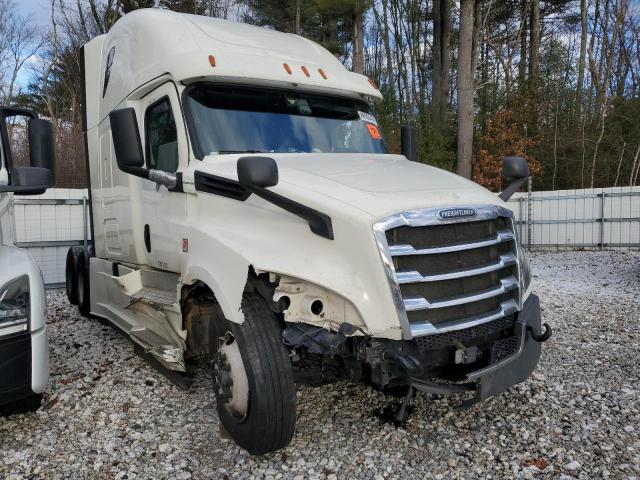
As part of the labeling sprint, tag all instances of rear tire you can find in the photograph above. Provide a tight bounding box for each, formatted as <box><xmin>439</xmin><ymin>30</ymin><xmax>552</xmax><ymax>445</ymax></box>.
<box><xmin>209</xmin><ymin>293</ymin><xmax>296</xmax><ymax>455</ymax></box>
<box><xmin>76</xmin><ymin>249</ymin><xmax>91</xmax><ymax>318</ymax></box>
<box><xmin>65</xmin><ymin>246</ymin><xmax>82</xmax><ymax>305</ymax></box>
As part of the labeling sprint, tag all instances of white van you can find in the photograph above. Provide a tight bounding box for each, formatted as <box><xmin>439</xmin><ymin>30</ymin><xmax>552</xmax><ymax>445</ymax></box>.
<box><xmin>0</xmin><ymin>107</ymin><xmax>55</xmax><ymax>413</ymax></box>
<box><xmin>68</xmin><ymin>10</ymin><xmax>551</xmax><ymax>454</ymax></box>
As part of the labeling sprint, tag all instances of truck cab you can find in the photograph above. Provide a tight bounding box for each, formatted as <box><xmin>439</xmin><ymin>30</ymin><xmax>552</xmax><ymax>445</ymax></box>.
<box><xmin>0</xmin><ymin>107</ymin><xmax>55</xmax><ymax>413</ymax></box>
<box><xmin>69</xmin><ymin>9</ymin><xmax>549</xmax><ymax>454</ymax></box>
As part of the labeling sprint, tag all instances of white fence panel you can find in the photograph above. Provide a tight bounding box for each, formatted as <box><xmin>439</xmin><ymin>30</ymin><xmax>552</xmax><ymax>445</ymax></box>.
<box><xmin>10</xmin><ymin>186</ymin><xmax>640</xmax><ymax>286</ymax></box>
<box><xmin>14</xmin><ymin>188</ymin><xmax>88</xmax><ymax>285</ymax></box>
<box><xmin>508</xmin><ymin>186</ymin><xmax>640</xmax><ymax>250</ymax></box>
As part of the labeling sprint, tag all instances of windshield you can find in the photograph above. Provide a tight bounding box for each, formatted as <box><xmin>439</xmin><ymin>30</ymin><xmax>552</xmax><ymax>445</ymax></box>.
<box><xmin>184</xmin><ymin>84</ymin><xmax>387</xmax><ymax>157</ymax></box>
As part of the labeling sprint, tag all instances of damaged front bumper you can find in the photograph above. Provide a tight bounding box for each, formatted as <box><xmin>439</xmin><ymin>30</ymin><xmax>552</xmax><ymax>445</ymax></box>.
<box><xmin>282</xmin><ymin>294</ymin><xmax>550</xmax><ymax>404</ymax></box>
<box><xmin>410</xmin><ymin>294</ymin><xmax>549</xmax><ymax>403</ymax></box>
<box><xmin>464</xmin><ymin>294</ymin><xmax>548</xmax><ymax>402</ymax></box>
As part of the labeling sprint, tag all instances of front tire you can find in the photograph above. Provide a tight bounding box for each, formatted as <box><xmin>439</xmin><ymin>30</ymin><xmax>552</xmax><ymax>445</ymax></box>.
<box><xmin>209</xmin><ymin>293</ymin><xmax>296</xmax><ymax>455</ymax></box>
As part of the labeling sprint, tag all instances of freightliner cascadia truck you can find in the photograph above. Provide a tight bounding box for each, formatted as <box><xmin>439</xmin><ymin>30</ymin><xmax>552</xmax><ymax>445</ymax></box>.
<box><xmin>1</xmin><ymin>107</ymin><xmax>55</xmax><ymax>414</ymax></box>
<box><xmin>67</xmin><ymin>9</ymin><xmax>551</xmax><ymax>454</ymax></box>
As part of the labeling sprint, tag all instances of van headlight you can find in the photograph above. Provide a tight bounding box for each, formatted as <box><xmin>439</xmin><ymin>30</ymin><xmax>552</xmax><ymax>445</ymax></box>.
<box><xmin>518</xmin><ymin>248</ymin><xmax>532</xmax><ymax>298</ymax></box>
<box><xmin>0</xmin><ymin>275</ymin><xmax>30</xmax><ymax>337</ymax></box>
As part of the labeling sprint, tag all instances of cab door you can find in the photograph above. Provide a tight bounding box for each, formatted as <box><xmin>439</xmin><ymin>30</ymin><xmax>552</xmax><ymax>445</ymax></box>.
<box><xmin>139</xmin><ymin>82</ymin><xmax>188</xmax><ymax>272</ymax></box>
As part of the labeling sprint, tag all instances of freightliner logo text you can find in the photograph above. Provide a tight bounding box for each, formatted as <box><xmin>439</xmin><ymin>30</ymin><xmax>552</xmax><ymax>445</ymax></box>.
<box><xmin>438</xmin><ymin>208</ymin><xmax>477</xmax><ymax>219</ymax></box>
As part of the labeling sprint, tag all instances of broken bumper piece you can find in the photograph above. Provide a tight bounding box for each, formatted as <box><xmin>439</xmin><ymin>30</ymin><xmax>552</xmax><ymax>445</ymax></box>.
<box><xmin>411</xmin><ymin>294</ymin><xmax>548</xmax><ymax>403</ymax></box>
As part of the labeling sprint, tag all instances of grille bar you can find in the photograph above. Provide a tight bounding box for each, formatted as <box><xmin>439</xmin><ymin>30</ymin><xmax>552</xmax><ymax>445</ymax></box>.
<box><xmin>403</xmin><ymin>276</ymin><xmax>518</xmax><ymax>311</ymax></box>
<box><xmin>410</xmin><ymin>299</ymin><xmax>518</xmax><ymax>336</ymax></box>
<box><xmin>374</xmin><ymin>205</ymin><xmax>521</xmax><ymax>340</ymax></box>
<box><xmin>389</xmin><ymin>230</ymin><xmax>514</xmax><ymax>256</ymax></box>
<box><xmin>397</xmin><ymin>252</ymin><xmax>517</xmax><ymax>284</ymax></box>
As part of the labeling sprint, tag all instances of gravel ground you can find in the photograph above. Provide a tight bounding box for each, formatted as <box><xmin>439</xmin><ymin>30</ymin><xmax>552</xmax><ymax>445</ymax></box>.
<box><xmin>1</xmin><ymin>251</ymin><xmax>639</xmax><ymax>480</ymax></box>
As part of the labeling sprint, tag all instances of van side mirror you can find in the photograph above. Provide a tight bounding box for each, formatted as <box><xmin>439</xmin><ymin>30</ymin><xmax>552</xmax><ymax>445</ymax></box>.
<box><xmin>3</xmin><ymin>167</ymin><xmax>51</xmax><ymax>195</ymax></box>
<box><xmin>499</xmin><ymin>156</ymin><xmax>529</xmax><ymax>201</ymax></box>
<box><xmin>0</xmin><ymin>107</ymin><xmax>54</xmax><ymax>195</ymax></box>
<box><xmin>400</xmin><ymin>124</ymin><xmax>417</xmax><ymax>162</ymax></box>
<box><xmin>28</xmin><ymin>118</ymin><xmax>56</xmax><ymax>183</ymax></box>
<box><xmin>237</xmin><ymin>156</ymin><xmax>279</xmax><ymax>188</ymax></box>
<box><xmin>109</xmin><ymin>107</ymin><xmax>147</xmax><ymax>178</ymax></box>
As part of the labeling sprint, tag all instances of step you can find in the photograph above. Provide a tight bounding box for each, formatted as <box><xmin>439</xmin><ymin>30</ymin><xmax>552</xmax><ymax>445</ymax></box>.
<box><xmin>131</xmin><ymin>286</ymin><xmax>177</xmax><ymax>306</ymax></box>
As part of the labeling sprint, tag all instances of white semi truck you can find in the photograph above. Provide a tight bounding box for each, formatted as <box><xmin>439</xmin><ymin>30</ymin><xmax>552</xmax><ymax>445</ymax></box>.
<box><xmin>68</xmin><ymin>9</ymin><xmax>551</xmax><ymax>454</ymax></box>
<box><xmin>0</xmin><ymin>107</ymin><xmax>55</xmax><ymax>414</ymax></box>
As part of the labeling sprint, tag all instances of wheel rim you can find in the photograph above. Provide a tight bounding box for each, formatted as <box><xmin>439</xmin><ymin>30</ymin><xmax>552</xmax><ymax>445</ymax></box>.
<box><xmin>214</xmin><ymin>332</ymin><xmax>250</xmax><ymax>421</ymax></box>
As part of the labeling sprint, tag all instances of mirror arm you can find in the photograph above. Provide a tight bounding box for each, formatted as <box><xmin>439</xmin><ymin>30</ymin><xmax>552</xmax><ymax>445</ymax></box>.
<box><xmin>120</xmin><ymin>165</ymin><xmax>149</xmax><ymax>179</ymax></box>
<box><xmin>245</xmin><ymin>185</ymin><xmax>334</xmax><ymax>240</ymax></box>
<box><xmin>499</xmin><ymin>177</ymin><xmax>528</xmax><ymax>201</ymax></box>
<box><xmin>149</xmin><ymin>169</ymin><xmax>178</xmax><ymax>189</ymax></box>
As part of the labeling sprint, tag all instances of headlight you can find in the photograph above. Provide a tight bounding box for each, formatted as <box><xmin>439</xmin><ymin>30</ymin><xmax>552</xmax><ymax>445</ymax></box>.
<box><xmin>518</xmin><ymin>247</ymin><xmax>532</xmax><ymax>296</ymax></box>
<box><xmin>0</xmin><ymin>275</ymin><xmax>30</xmax><ymax>337</ymax></box>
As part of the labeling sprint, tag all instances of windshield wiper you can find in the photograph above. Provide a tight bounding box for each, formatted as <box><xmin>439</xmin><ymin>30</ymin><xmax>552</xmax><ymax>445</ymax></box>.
<box><xmin>215</xmin><ymin>149</ymin><xmax>269</xmax><ymax>154</ymax></box>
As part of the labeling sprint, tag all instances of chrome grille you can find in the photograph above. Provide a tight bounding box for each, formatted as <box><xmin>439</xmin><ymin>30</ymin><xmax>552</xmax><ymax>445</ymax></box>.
<box><xmin>374</xmin><ymin>205</ymin><xmax>521</xmax><ymax>339</ymax></box>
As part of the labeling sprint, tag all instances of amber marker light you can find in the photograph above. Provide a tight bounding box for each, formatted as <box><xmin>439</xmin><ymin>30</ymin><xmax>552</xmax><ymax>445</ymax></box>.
<box><xmin>283</xmin><ymin>63</ymin><xmax>293</xmax><ymax>74</ymax></box>
<box><xmin>208</xmin><ymin>55</ymin><xmax>216</xmax><ymax>67</ymax></box>
<box><xmin>301</xmin><ymin>65</ymin><xmax>310</xmax><ymax>77</ymax></box>
<box><xmin>318</xmin><ymin>68</ymin><xmax>328</xmax><ymax>79</ymax></box>
<box><xmin>368</xmin><ymin>78</ymin><xmax>378</xmax><ymax>89</ymax></box>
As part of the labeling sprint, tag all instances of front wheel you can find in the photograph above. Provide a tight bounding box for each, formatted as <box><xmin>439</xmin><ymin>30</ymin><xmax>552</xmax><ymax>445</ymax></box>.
<box><xmin>209</xmin><ymin>294</ymin><xmax>296</xmax><ymax>455</ymax></box>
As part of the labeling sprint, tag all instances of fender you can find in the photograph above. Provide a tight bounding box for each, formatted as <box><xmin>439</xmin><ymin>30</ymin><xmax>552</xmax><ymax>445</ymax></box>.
<box><xmin>178</xmin><ymin>194</ymin><xmax>403</xmax><ymax>339</ymax></box>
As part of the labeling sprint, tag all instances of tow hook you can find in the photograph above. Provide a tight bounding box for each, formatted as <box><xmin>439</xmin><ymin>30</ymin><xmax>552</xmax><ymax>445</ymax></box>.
<box><xmin>528</xmin><ymin>323</ymin><xmax>552</xmax><ymax>342</ymax></box>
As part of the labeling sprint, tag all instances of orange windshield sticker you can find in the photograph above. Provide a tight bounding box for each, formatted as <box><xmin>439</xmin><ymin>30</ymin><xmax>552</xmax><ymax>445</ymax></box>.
<box><xmin>367</xmin><ymin>123</ymin><xmax>381</xmax><ymax>140</ymax></box>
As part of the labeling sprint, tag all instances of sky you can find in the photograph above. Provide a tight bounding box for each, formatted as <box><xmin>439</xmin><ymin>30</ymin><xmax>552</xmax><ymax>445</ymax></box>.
<box><xmin>13</xmin><ymin>0</ymin><xmax>52</xmax><ymax>89</ymax></box>
<box><xmin>15</xmin><ymin>0</ymin><xmax>52</xmax><ymax>27</ymax></box>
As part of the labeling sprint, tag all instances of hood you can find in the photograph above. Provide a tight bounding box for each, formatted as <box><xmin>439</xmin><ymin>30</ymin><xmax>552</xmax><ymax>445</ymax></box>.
<box><xmin>195</xmin><ymin>153</ymin><xmax>508</xmax><ymax>221</ymax></box>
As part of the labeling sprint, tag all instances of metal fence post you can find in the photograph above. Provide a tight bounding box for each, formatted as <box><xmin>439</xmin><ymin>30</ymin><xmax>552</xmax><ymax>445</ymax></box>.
<box><xmin>518</xmin><ymin>197</ymin><xmax>525</xmax><ymax>242</ymax></box>
<box><xmin>526</xmin><ymin>176</ymin><xmax>533</xmax><ymax>250</ymax></box>
<box><xmin>82</xmin><ymin>196</ymin><xmax>88</xmax><ymax>251</ymax></box>
<box><xmin>599</xmin><ymin>192</ymin><xmax>605</xmax><ymax>250</ymax></box>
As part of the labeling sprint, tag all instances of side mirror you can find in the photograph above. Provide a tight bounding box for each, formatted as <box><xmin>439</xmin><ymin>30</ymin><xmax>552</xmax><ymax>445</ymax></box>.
<box><xmin>237</xmin><ymin>156</ymin><xmax>279</xmax><ymax>188</ymax></box>
<box><xmin>28</xmin><ymin>118</ymin><xmax>56</xmax><ymax>183</ymax></box>
<box><xmin>400</xmin><ymin>124</ymin><xmax>417</xmax><ymax>162</ymax></box>
<box><xmin>0</xmin><ymin>109</ymin><xmax>54</xmax><ymax>195</ymax></box>
<box><xmin>499</xmin><ymin>156</ymin><xmax>529</xmax><ymax>201</ymax></box>
<box><xmin>109</xmin><ymin>107</ymin><xmax>147</xmax><ymax>178</ymax></box>
<box><xmin>0</xmin><ymin>166</ymin><xmax>52</xmax><ymax>195</ymax></box>
<box><xmin>235</xmin><ymin>156</ymin><xmax>333</xmax><ymax>239</ymax></box>
<box><xmin>109</xmin><ymin>107</ymin><xmax>179</xmax><ymax>190</ymax></box>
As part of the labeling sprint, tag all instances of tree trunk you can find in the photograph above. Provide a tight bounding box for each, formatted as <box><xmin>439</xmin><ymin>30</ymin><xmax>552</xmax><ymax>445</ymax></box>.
<box><xmin>352</xmin><ymin>7</ymin><xmax>365</xmax><ymax>74</ymax></box>
<box><xmin>380</xmin><ymin>0</ymin><xmax>395</xmax><ymax>96</ymax></box>
<box><xmin>575</xmin><ymin>0</ymin><xmax>587</xmax><ymax>114</ymax></box>
<box><xmin>295</xmin><ymin>0</ymin><xmax>300</xmax><ymax>35</ymax></box>
<box><xmin>614</xmin><ymin>142</ymin><xmax>626</xmax><ymax>187</ymax></box>
<box><xmin>457</xmin><ymin>0</ymin><xmax>476</xmax><ymax>179</ymax></box>
<box><xmin>432</xmin><ymin>0</ymin><xmax>451</xmax><ymax>127</ymax></box>
<box><xmin>631</xmin><ymin>143</ymin><xmax>640</xmax><ymax>186</ymax></box>
<box><xmin>518</xmin><ymin>0</ymin><xmax>528</xmax><ymax>89</ymax></box>
<box><xmin>528</xmin><ymin>0</ymin><xmax>540</xmax><ymax>84</ymax></box>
